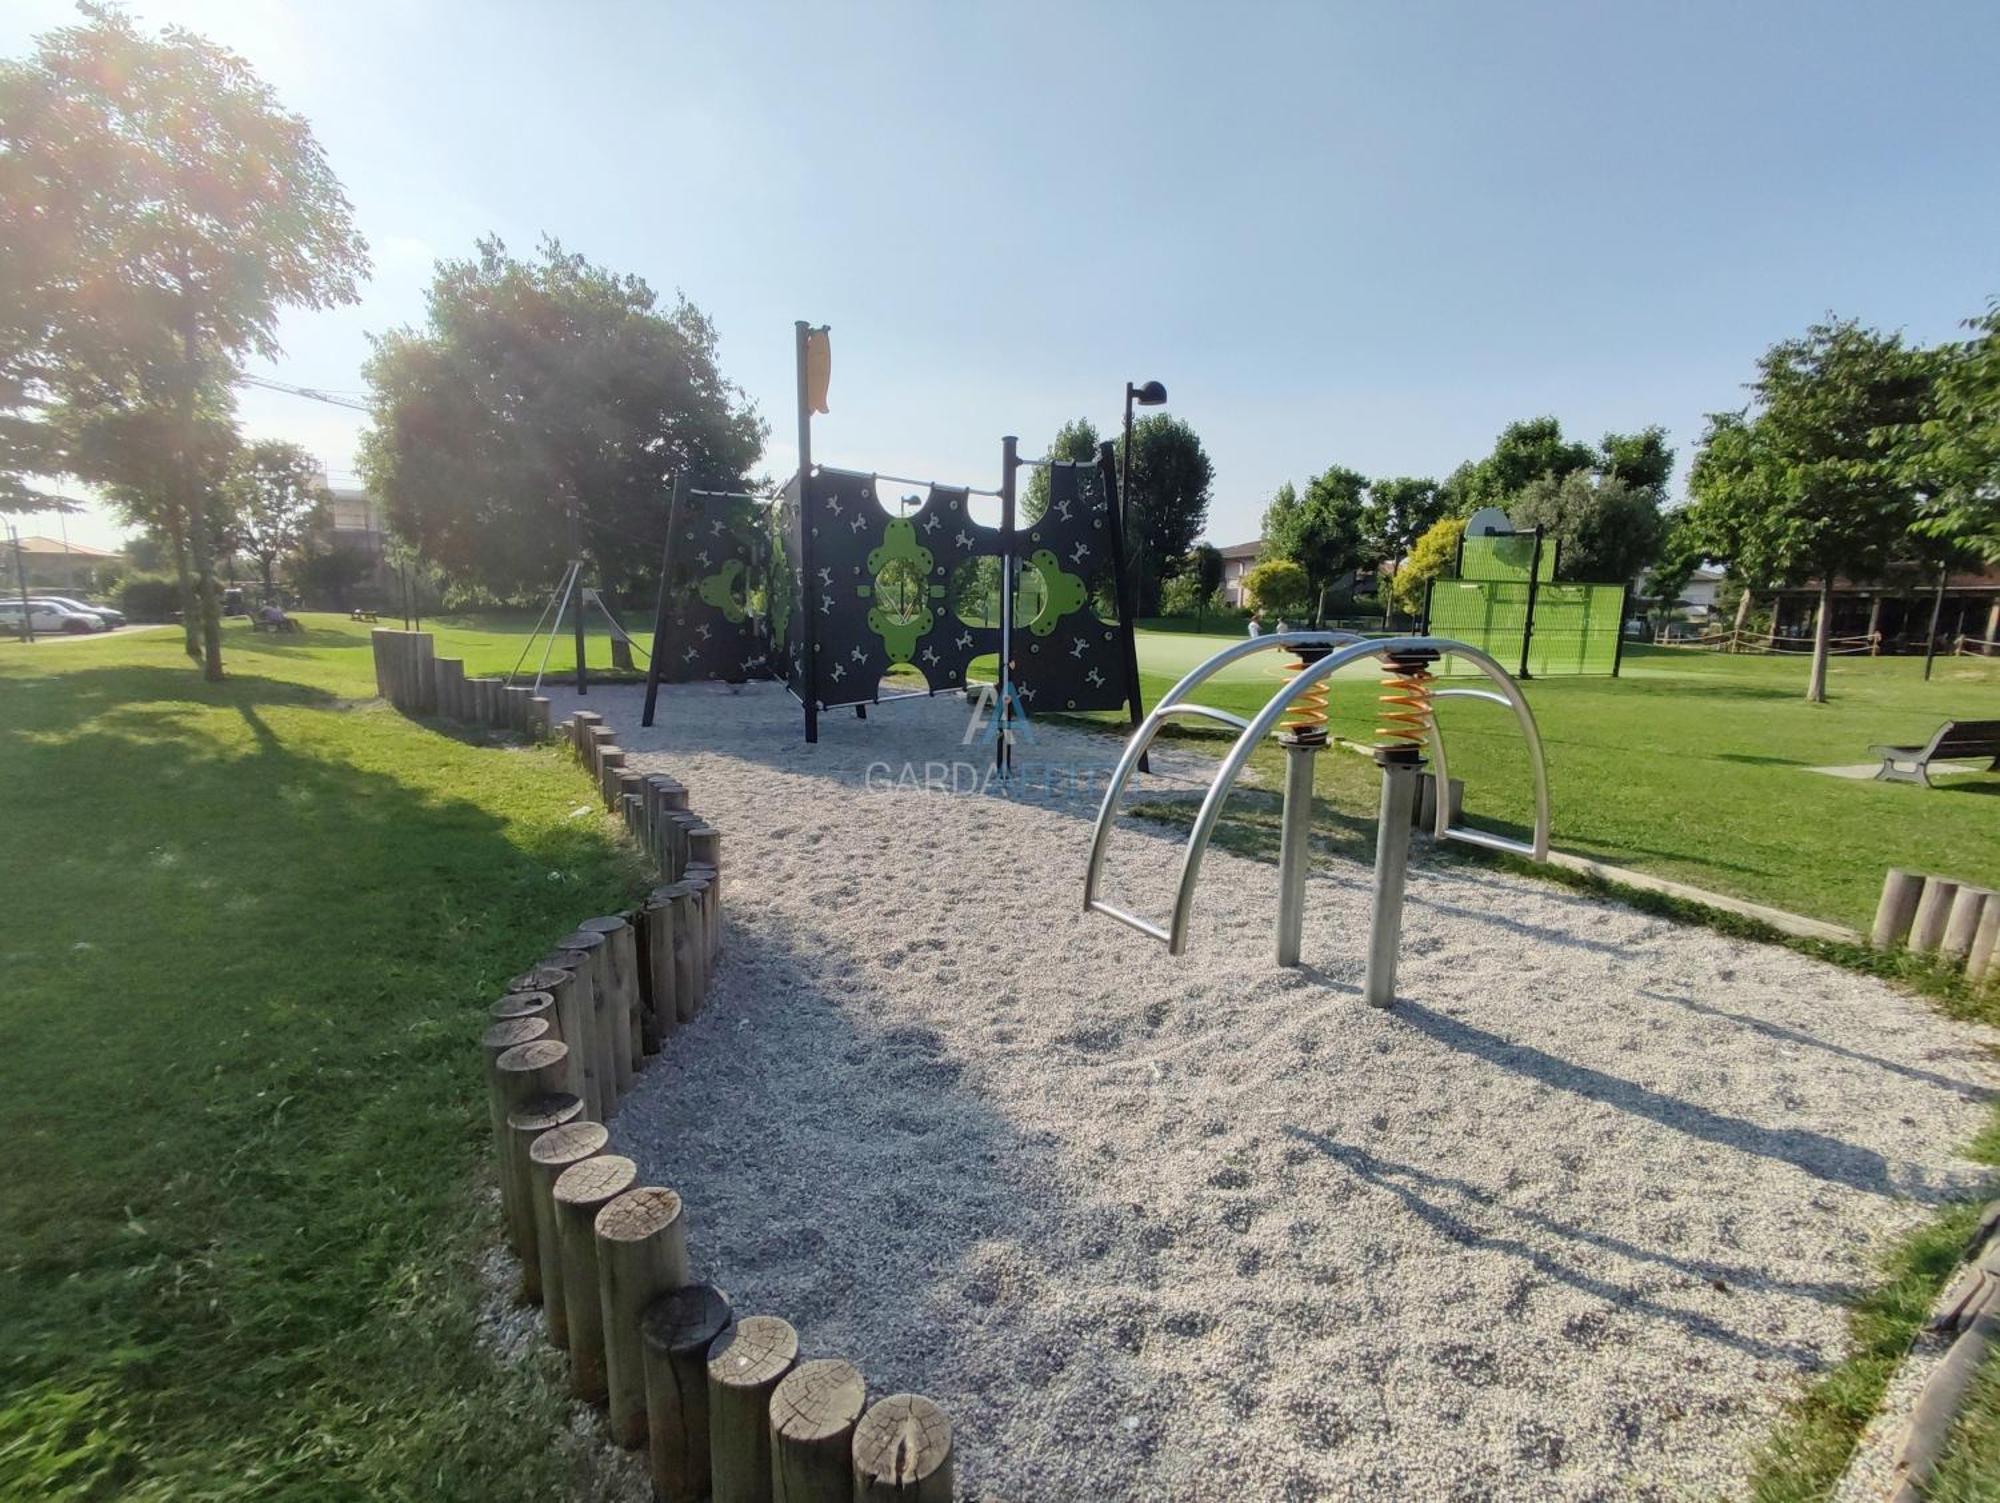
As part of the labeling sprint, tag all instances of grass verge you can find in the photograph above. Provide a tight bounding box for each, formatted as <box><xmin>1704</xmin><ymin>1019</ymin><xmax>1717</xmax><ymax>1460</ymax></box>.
<box><xmin>0</xmin><ymin>627</ymin><xmax>649</xmax><ymax>1499</ymax></box>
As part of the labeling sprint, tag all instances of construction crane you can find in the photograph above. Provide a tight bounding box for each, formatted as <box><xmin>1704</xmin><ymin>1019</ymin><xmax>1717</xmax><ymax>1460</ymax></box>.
<box><xmin>237</xmin><ymin>373</ymin><xmax>370</xmax><ymax>412</ymax></box>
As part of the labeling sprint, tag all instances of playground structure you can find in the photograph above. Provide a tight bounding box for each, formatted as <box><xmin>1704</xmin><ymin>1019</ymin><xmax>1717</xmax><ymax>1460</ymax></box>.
<box><xmin>1085</xmin><ymin>630</ymin><xmax>1550</xmax><ymax>1005</ymax></box>
<box><xmin>1424</xmin><ymin>513</ymin><xmax>1629</xmax><ymax>678</ymax></box>
<box><xmin>640</xmin><ymin>323</ymin><xmax>1145</xmax><ymax>762</ymax></box>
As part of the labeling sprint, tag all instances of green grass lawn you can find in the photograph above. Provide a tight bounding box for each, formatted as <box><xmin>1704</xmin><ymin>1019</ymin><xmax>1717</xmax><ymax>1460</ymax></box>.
<box><xmin>10</xmin><ymin>614</ymin><xmax>1991</xmax><ymax>1499</ymax></box>
<box><xmin>1099</xmin><ymin>631</ymin><xmax>2000</xmax><ymax>935</ymax></box>
<box><xmin>0</xmin><ymin>618</ymin><xmax>649</xmax><ymax>1500</ymax></box>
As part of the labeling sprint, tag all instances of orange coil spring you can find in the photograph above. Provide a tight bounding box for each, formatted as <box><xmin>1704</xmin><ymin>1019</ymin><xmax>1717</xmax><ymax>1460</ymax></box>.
<box><xmin>1280</xmin><ymin>655</ymin><xmax>1331</xmax><ymax>735</ymax></box>
<box><xmin>1375</xmin><ymin>661</ymin><xmax>1435</xmax><ymax>750</ymax></box>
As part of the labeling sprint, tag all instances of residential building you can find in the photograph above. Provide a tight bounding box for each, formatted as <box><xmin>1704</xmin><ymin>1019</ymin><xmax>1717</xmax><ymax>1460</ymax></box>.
<box><xmin>11</xmin><ymin>534</ymin><xmax>125</xmax><ymax>591</ymax></box>
<box><xmin>1218</xmin><ymin>539</ymin><xmax>1262</xmax><ymax>606</ymax></box>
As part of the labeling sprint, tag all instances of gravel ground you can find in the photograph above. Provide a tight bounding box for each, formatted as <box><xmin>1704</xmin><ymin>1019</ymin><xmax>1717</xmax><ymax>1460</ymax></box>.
<box><xmin>544</xmin><ymin>680</ymin><xmax>1997</xmax><ymax>1502</ymax></box>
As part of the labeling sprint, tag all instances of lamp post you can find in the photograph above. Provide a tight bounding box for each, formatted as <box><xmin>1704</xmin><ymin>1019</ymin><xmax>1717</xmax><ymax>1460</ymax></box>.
<box><xmin>1120</xmin><ymin>380</ymin><xmax>1167</xmax><ymax>545</ymax></box>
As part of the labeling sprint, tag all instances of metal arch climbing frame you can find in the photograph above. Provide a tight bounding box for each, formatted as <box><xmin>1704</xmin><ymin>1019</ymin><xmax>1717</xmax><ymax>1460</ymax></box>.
<box><xmin>1083</xmin><ymin>632</ymin><xmax>1551</xmax><ymax>955</ymax></box>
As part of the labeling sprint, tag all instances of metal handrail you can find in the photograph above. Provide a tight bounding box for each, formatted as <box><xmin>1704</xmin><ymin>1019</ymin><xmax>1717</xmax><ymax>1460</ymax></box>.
<box><xmin>1084</xmin><ymin>634</ymin><xmax>1550</xmax><ymax>954</ymax></box>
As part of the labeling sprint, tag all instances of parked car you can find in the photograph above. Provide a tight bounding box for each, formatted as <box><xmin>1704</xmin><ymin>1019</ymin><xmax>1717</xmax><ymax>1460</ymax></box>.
<box><xmin>0</xmin><ymin>599</ymin><xmax>107</xmax><ymax>635</ymax></box>
<box><xmin>32</xmin><ymin>593</ymin><xmax>126</xmax><ymax>628</ymax></box>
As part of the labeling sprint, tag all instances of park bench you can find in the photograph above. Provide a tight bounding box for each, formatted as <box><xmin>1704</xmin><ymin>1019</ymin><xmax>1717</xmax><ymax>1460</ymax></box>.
<box><xmin>251</xmin><ymin>615</ymin><xmax>303</xmax><ymax>635</ymax></box>
<box><xmin>1870</xmin><ymin>719</ymin><xmax>2000</xmax><ymax>787</ymax></box>
<box><xmin>349</xmin><ymin>608</ymin><xmax>379</xmax><ymax>622</ymax></box>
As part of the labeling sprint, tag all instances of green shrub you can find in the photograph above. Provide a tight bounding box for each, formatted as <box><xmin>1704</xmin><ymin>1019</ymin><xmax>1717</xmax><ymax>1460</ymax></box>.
<box><xmin>117</xmin><ymin>575</ymin><xmax>182</xmax><ymax>622</ymax></box>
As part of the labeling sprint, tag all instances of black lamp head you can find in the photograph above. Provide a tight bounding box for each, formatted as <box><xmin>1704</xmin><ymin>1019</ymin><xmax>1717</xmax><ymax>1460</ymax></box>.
<box><xmin>1131</xmin><ymin>380</ymin><xmax>1168</xmax><ymax>406</ymax></box>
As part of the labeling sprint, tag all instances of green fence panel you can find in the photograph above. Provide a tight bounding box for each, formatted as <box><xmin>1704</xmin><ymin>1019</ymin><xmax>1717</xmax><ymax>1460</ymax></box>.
<box><xmin>1460</xmin><ymin>533</ymin><xmax>1557</xmax><ymax>583</ymax></box>
<box><xmin>1425</xmin><ymin>578</ymin><xmax>1529</xmax><ymax>675</ymax></box>
<box><xmin>1526</xmin><ymin>583</ymin><xmax>1625</xmax><ymax>675</ymax></box>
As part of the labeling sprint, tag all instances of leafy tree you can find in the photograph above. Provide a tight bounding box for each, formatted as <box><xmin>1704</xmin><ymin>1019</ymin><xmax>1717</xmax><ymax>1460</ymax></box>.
<box><xmin>1599</xmin><ymin>426</ymin><xmax>1675</xmax><ymax>492</ymax></box>
<box><xmin>1023</xmin><ymin>417</ymin><xmax>1099</xmax><ymax>524</ymax></box>
<box><xmin>296</xmin><ymin>540</ymin><xmax>372</xmax><ymax>611</ymax></box>
<box><xmin>1159</xmin><ymin>570</ymin><xmax>1207</xmax><ymax>616</ymax></box>
<box><xmin>1</xmin><ymin>4</ymin><xmax>367</xmax><ymax>677</ymax></box>
<box><xmin>1361</xmin><ymin>476</ymin><xmax>1444</xmax><ymax>569</ymax></box>
<box><xmin>1643</xmin><ymin>510</ymin><xmax>1705</xmax><ymax>628</ymax></box>
<box><xmin>1242</xmin><ymin>558</ymin><xmax>1309</xmax><ymax>620</ymax></box>
<box><xmin>360</xmin><ymin>237</ymin><xmax>764</xmax><ymax>602</ymax></box>
<box><xmin>1909</xmin><ymin>299</ymin><xmax>2000</xmax><ymax>563</ymax></box>
<box><xmin>1440</xmin><ymin>417</ymin><xmax>1597</xmax><ymax>515</ymax></box>
<box><xmin>1185</xmin><ymin>541</ymin><xmax>1223</xmax><ymax>599</ymax></box>
<box><xmin>1114</xmin><ymin>414</ymin><xmax>1212</xmax><ymax>615</ymax></box>
<box><xmin>1262</xmin><ymin>465</ymin><xmax>1369</xmax><ymax>611</ymax></box>
<box><xmin>1391</xmin><ymin>516</ymin><xmax>1466</xmax><ymax>616</ymax></box>
<box><xmin>1685</xmin><ymin>317</ymin><xmax>1932</xmax><ymax>701</ymax></box>
<box><xmin>1510</xmin><ymin>470</ymin><xmax>1665</xmax><ymax>582</ymax></box>
<box><xmin>224</xmin><ymin>440</ymin><xmax>329</xmax><ymax>599</ymax></box>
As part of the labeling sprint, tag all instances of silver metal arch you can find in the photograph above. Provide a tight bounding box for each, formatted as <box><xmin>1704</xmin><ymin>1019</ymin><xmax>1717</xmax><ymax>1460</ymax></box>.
<box><xmin>1084</xmin><ymin>634</ymin><xmax>1550</xmax><ymax>954</ymax></box>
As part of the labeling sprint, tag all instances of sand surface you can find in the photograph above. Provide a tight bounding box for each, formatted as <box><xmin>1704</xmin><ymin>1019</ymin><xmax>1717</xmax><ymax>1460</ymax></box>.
<box><xmin>544</xmin><ymin>680</ymin><xmax>1996</xmax><ymax>1501</ymax></box>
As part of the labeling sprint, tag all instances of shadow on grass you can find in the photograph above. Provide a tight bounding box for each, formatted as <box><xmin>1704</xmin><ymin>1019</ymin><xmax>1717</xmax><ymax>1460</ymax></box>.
<box><xmin>0</xmin><ymin>663</ymin><xmax>642</xmax><ymax>1499</ymax></box>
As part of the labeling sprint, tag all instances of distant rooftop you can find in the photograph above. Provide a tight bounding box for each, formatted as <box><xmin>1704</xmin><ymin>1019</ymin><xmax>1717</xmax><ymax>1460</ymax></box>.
<box><xmin>1216</xmin><ymin>539</ymin><xmax>1263</xmax><ymax>559</ymax></box>
<box><xmin>12</xmin><ymin>534</ymin><xmax>122</xmax><ymax>559</ymax></box>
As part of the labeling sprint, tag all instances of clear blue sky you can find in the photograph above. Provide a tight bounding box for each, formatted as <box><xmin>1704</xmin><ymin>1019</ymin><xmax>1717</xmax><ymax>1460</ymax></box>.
<box><xmin>11</xmin><ymin>0</ymin><xmax>1999</xmax><ymax>553</ymax></box>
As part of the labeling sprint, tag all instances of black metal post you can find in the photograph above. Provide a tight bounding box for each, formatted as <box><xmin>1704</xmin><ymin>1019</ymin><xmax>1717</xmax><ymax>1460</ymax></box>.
<box><xmin>641</xmin><ymin>474</ymin><xmax>686</xmax><ymax>727</ymax></box>
<box><xmin>569</xmin><ymin>502</ymin><xmax>588</xmax><ymax>695</ymax></box>
<box><xmin>1922</xmin><ymin>562</ymin><xmax>1947</xmax><ymax>681</ymax></box>
<box><xmin>1519</xmin><ymin>526</ymin><xmax>1544</xmax><ymax>680</ymax></box>
<box><xmin>1120</xmin><ymin>384</ymin><xmax>1136</xmax><ymax>545</ymax></box>
<box><xmin>795</xmin><ymin>321</ymin><xmax>820</xmax><ymax>744</ymax></box>
<box><xmin>8</xmin><ymin>525</ymin><xmax>33</xmax><ymax>642</ymax></box>
<box><xmin>1610</xmin><ymin>583</ymin><xmax>1629</xmax><ymax>678</ymax></box>
<box><xmin>998</xmin><ymin>435</ymin><xmax>1019</xmax><ymax>773</ymax></box>
<box><xmin>1098</xmin><ymin>441</ymin><xmax>1148</xmax><ymax>771</ymax></box>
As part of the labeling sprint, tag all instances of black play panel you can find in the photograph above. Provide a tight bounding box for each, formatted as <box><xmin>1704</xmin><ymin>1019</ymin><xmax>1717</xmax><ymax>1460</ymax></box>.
<box><xmin>1010</xmin><ymin>460</ymin><xmax>1128</xmax><ymax>714</ymax></box>
<box><xmin>655</xmin><ymin>492</ymin><xmax>769</xmax><ymax>683</ymax></box>
<box><xmin>799</xmin><ymin>467</ymin><xmax>1003</xmax><ymax>708</ymax></box>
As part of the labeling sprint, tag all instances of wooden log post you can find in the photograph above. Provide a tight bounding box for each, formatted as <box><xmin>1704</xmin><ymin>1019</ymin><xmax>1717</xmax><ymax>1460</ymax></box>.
<box><xmin>619</xmin><ymin>770</ymin><xmax>647</xmax><ymax>834</ymax></box>
<box><xmin>411</xmin><ymin>632</ymin><xmax>437</xmax><ymax>714</ymax></box>
<box><xmin>599</xmin><ymin>748</ymin><xmax>628</xmax><ymax>809</ymax></box>
<box><xmin>643</xmin><ymin>1283</ymin><xmax>734</xmax><ymax>1503</ymax></box>
<box><xmin>505</xmin><ymin>684</ymin><xmax>534</xmax><ymax>732</ymax></box>
<box><xmin>580</xmin><ymin>914</ymin><xmax>644</xmax><ymax>1084</ymax></box>
<box><xmin>597</xmin><ymin>1186</ymin><xmax>693</xmax><ymax>1448</ymax></box>
<box><xmin>482</xmin><ymin>1016</ymin><xmax>555</xmax><ymax>1251</ymax></box>
<box><xmin>528</xmin><ymin>695</ymin><xmax>553</xmax><ymax>740</ymax></box>
<box><xmin>688</xmin><ymin>823</ymin><xmax>722</xmax><ymax>910</ymax></box>
<box><xmin>435</xmin><ymin>658</ymin><xmax>464</xmax><ymax>721</ymax></box>
<box><xmin>491</xmin><ymin>987</ymin><xmax>557</xmax><ymax>1033</ymax></box>
<box><xmin>1943</xmin><ymin>887</ymin><xmax>1991</xmax><ymax>965</ymax></box>
<box><xmin>643</xmin><ymin>885</ymin><xmax>685</xmax><ymax>1040</ymax></box>
<box><xmin>513</xmin><ymin>965</ymin><xmax>589</xmax><ymax>1108</ymax></box>
<box><xmin>540</xmin><ymin>949</ymin><xmax>605</xmax><ymax>1119</ymax></box>
<box><xmin>1970</xmin><ymin>900</ymin><xmax>2000</xmax><ymax>987</ymax></box>
<box><xmin>553</xmin><ymin>1154</ymin><xmax>640</xmax><ymax>1403</ymax></box>
<box><xmin>468</xmin><ymin>677</ymin><xmax>492</xmax><ymax>727</ymax></box>
<box><xmin>491</xmin><ymin>1040</ymin><xmax>572</xmax><ymax>1276</ymax></box>
<box><xmin>851</xmin><ymin>1394</ymin><xmax>954</xmax><ymax>1503</ymax></box>
<box><xmin>504</xmin><ymin>1090</ymin><xmax>582</xmax><ymax>1304</ymax></box>
<box><xmin>554</xmin><ymin>929</ymin><xmax>619</xmax><ymax>1118</ymax></box>
<box><xmin>1872</xmin><ymin>868</ymin><xmax>1926</xmax><ymax>950</ymax></box>
<box><xmin>769</xmin><ymin>1359</ymin><xmax>867</xmax><ymax>1503</ymax></box>
<box><xmin>685</xmin><ymin>864</ymin><xmax>719</xmax><ymax>976</ymax></box>
<box><xmin>707</xmin><ymin>1316</ymin><xmax>799</xmax><ymax>1503</ymax></box>
<box><xmin>529</xmin><ymin>1120</ymin><xmax>610</xmax><ymax>1349</ymax></box>
<box><xmin>371</xmin><ymin>628</ymin><xmax>393</xmax><ymax>698</ymax></box>
<box><xmin>1911</xmin><ymin>877</ymin><xmax>1961</xmax><ymax>955</ymax></box>
<box><xmin>570</xmin><ymin>709</ymin><xmax>605</xmax><ymax>757</ymax></box>
<box><xmin>673</xmin><ymin>879</ymin><xmax>706</xmax><ymax>1021</ymax></box>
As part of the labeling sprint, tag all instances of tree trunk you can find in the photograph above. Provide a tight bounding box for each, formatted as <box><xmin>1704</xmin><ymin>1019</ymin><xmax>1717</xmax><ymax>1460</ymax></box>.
<box><xmin>1805</xmin><ymin>579</ymin><xmax>1832</xmax><ymax>702</ymax></box>
<box><xmin>177</xmin><ymin>282</ymin><xmax>225</xmax><ymax>682</ymax></box>
<box><xmin>1731</xmin><ymin>584</ymin><xmax>1752</xmax><ymax>652</ymax></box>
<box><xmin>169</xmin><ymin>521</ymin><xmax>200</xmax><ymax>660</ymax></box>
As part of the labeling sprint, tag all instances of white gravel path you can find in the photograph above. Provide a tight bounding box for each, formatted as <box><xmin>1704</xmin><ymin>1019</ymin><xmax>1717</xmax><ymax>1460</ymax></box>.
<box><xmin>547</xmin><ymin>680</ymin><xmax>1996</xmax><ymax>1502</ymax></box>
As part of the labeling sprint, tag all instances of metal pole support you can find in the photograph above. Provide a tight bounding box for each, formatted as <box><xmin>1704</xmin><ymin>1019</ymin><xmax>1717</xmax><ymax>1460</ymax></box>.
<box><xmin>1364</xmin><ymin>756</ymin><xmax>1422</xmax><ymax>1007</ymax></box>
<box><xmin>1274</xmin><ymin>738</ymin><xmax>1320</xmax><ymax>966</ymax></box>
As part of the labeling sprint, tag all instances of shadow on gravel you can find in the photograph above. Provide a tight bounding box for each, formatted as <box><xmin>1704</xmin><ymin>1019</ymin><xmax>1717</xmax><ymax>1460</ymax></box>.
<box><xmin>1281</xmin><ymin>1127</ymin><xmax>1833</xmax><ymax>1363</ymax></box>
<box><xmin>1390</xmin><ymin>1002</ymin><xmax>1897</xmax><ymax>1197</ymax></box>
<box><xmin>1639</xmin><ymin>986</ymin><xmax>1995</xmax><ymax>1101</ymax></box>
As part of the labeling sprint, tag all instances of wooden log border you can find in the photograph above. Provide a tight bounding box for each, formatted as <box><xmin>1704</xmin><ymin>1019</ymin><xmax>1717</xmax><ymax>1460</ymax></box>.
<box><xmin>1874</xmin><ymin>865</ymin><xmax>2000</xmax><ymax>989</ymax></box>
<box><xmin>459</xmin><ymin>705</ymin><xmax>955</xmax><ymax>1492</ymax></box>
